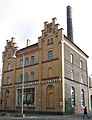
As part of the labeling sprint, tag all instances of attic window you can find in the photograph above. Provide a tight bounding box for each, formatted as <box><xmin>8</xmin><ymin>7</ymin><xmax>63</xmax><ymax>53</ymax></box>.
<box><xmin>47</xmin><ymin>38</ymin><xmax>53</xmax><ymax>45</ymax></box>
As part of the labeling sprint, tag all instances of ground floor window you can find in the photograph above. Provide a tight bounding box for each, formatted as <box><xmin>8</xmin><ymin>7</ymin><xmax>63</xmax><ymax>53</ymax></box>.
<box><xmin>71</xmin><ymin>87</ymin><xmax>75</xmax><ymax>107</ymax></box>
<box><xmin>81</xmin><ymin>89</ymin><xmax>85</xmax><ymax>107</ymax></box>
<box><xmin>16</xmin><ymin>88</ymin><xmax>35</xmax><ymax>107</ymax></box>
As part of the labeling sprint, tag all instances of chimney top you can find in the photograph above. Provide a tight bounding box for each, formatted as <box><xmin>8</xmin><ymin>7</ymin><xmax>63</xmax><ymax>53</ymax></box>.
<box><xmin>26</xmin><ymin>39</ymin><xmax>31</xmax><ymax>47</ymax></box>
<box><xmin>66</xmin><ymin>5</ymin><xmax>73</xmax><ymax>42</ymax></box>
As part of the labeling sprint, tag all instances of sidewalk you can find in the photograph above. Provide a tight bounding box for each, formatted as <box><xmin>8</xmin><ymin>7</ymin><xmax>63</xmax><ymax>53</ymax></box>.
<box><xmin>0</xmin><ymin>111</ymin><xmax>92</xmax><ymax>120</ymax></box>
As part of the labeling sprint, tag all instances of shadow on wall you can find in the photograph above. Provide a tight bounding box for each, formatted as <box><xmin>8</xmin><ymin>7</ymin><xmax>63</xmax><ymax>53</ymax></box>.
<box><xmin>65</xmin><ymin>98</ymin><xmax>75</xmax><ymax>115</ymax></box>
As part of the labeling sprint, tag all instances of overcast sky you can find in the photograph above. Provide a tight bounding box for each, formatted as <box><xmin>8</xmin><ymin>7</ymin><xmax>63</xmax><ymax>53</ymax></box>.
<box><xmin>0</xmin><ymin>0</ymin><xmax>92</xmax><ymax>75</ymax></box>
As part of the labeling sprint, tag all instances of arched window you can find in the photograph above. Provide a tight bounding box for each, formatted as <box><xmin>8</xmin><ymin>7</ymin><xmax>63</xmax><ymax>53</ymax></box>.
<box><xmin>81</xmin><ymin>89</ymin><xmax>85</xmax><ymax>106</ymax></box>
<box><xmin>30</xmin><ymin>71</ymin><xmax>34</xmax><ymax>81</ymax></box>
<box><xmin>4</xmin><ymin>90</ymin><xmax>10</xmax><ymax>108</ymax></box>
<box><xmin>19</xmin><ymin>73</ymin><xmax>23</xmax><ymax>82</ymax></box>
<box><xmin>80</xmin><ymin>74</ymin><xmax>83</xmax><ymax>83</ymax></box>
<box><xmin>71</xmin><ymin>70</ymin><xmax>74</xmax><ymax>80</ymax></box>
<box><xmin>31</xmin><ymin>56</ymin><xmax>34</xmax><ymax>65</ymax></box>
<box><xmin>48</xmin><ymin>50</ymin><xmax>53</xmax><ymax>60</ymax></box>
<box><xmin>20</xmin><ymin>59</ymin><xmax>23</xmax><ymax>67</ymax></box>
<box><xmin>24</xmin><ymin>72</ymin><xmax>28</xmax><ymax>81</ymax></box>
<box><xmin>48</xmin><ymin>67</ymin><xmax>53</xmax><ymax>78</ymax></box>
<box><xmin>7</xmin><ymin>63</ymin><xmax>10</xmax><ymax>71</ymax></box>
<box><xmin>25</xmin><ymin>58</ymin><xmax>28</xmax><ymax>66</ymax></box>
<box><xmin>80</xmin><ymin>60</ymin><xmax>83</xmax><ymax>69</ymax></box>
<box><xmin>70</xmin><ymin>53</ymin><xmax>73</xmax><ymax>64</ymax></box>
<box><xmin>6</xmin><ymin>76</ymin><xmax>10</xmax><ymax>85</ymax></box>
<box><xmin>71</xmin><ymin>87</ymin><xmax>75</xmax><ymax>107</ymax></box>
<box><xmin>46</xmin><ymin>85</ymin><xmax>55</xmax><ymax>108</ymax></box>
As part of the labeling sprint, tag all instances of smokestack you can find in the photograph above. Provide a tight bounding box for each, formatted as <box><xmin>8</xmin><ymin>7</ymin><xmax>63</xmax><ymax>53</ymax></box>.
<box><xmin>26</xmin><ymin>39</ymin><xmax>31</xmax><ymax>47</ymax></box>
<box><xmin>67</xmin><ymin>5</ymin><xmax>73</xmax><ymax>42</ymax></box>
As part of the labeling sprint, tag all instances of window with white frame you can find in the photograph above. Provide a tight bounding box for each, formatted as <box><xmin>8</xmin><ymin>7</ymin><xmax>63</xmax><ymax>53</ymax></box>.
<box><xmin>16</xmin><ymin>88</ymin><xmax>35</xmax><ymax>107</ymax></box>
<box><xmin>81</xmin><ymin>89</ymin><xmax>85</xmax><ymax>106</ymax></box>
<box><xmin>71</xmin><ymin>70</ymin><xmax>74</xmax><ymax>80</ymax></box>
<box><xmin>70</xmin><ymin>53</ymin><xmax>73</xmax><ymax>64</ymax></box>
<box><xmin>48</xmin><ymin>50</ymin><xmax>53</xmax><ymax>60</ymax></box>
<box><xmin>71</xmin><ymin>87</ymin><xmax>75</xmax><ymax>107</ymax></box>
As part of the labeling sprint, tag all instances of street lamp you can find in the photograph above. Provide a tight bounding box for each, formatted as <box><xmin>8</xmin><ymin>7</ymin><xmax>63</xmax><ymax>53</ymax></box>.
<box><xmin>13</xmin><ymin>50</ymin><xmax>25</xmax><ymax>117</ymax></box>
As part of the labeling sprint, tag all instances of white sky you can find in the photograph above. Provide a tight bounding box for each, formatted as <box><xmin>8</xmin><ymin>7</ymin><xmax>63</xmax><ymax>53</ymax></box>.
<box><xmin>0</xmin><ymin>0</ymin><xmax>92</xmax><ymax>75</ymax></box>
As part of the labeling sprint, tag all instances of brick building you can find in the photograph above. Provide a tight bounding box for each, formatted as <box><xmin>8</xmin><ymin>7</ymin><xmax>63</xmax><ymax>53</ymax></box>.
<box><xmin>1</xmin><ymin>18</ymin><xmax>89</xmax><ymax>114</ymax></box>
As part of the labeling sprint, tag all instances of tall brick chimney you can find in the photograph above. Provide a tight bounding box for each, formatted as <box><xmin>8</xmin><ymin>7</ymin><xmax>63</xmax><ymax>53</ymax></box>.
<box><xmin>67</xmin><ymin>5</ymin><xmax>73</xmax><ymax>42</ymax></box>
